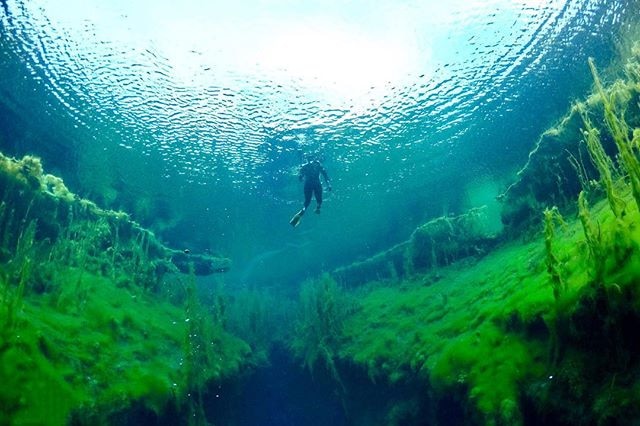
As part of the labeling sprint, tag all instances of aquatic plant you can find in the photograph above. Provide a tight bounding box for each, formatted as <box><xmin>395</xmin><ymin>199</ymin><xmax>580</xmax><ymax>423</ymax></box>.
<box><xmin>335</xmin><ymin>67</ymin><xmax>640</xmax><ymax>421</ymax></box>
<box><xmin>178</xmin><ymin>265</ymin><xmax>252</xmax><ymax>426</ymax></box>
<box><xmin>565</xmin><ymin>145</ymin><xmax>596</xmax><ymax>196</ymax></box>
<box><xmin>499</xmin><ymin>48</ymin><xmax>640</xmax><ymax>237</ymax></box>
<box><xmin>291</xmin><ymin>274</ymin><xmax>351</xmax><ymax>394</ymax></box>
<box><xmin>338</xmin><ymin>237</ymin><xmax>553</xmax><ymax>425</ymax></box>
<box><xmin>0</xmin><ymin>149</ymin><xmax>255</xmax><ymax>424</ymax></box>
<box><xmin>225</xmin><ymin>288</ymin><xmax>293</xmax><ymax>362</ymax></box>
<box><xmin>0</xmin><ymin>210</ymin><xmax>38</xmax><ymax>348</ymax></box>
<box><xmin>578</xmin><ymin>103</ymin><xmax>626</xmax><ymax>218</ymax></box>
<box><xmin>333</xmin><ymin>207</ymin><xmax>499</xmax><ymax>287</ymax></box>
<box><xmin>543</xmin><ymin>206</ymin><xmax>566</xmax><ymax>302</ymax></box>
<box><xmin>577</xmin><ymin>191</ymin><xmax>605</xmax><ymax>281</ymax></box>
<box><xmin>408</xmin><ymin>207</ymin><xmax>496</xmax><ymax>272</ymax></box>
<box><xmin>588</xmin><ymin>57</ymin><xmax>640</xmax><ymax>211</ymax></box>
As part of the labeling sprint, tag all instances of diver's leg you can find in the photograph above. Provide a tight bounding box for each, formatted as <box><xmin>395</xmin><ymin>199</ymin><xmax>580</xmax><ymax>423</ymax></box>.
<box><xmin>314</xmin><ymin>184</ymin><xmax>323</xmax><ymax>213</ymax></box>
<box><xmin>303</xmin><ymin>183</ymin><xmax>313</xmax><ymax>212</ymax></box>
<box><xmin>290</xmin><ymin>184</ymin><xmax>312</xmax><ymax>227</ymax></box>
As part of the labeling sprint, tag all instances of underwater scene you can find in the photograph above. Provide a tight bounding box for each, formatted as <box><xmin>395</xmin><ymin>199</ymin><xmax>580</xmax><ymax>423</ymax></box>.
<box><xmin>3</xmin><ymin>0</ymin><xmax>640</xmax><ymax>425</ymax></box>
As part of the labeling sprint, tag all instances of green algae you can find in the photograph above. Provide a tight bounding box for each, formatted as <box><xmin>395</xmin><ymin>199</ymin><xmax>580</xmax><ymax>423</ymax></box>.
<box><xmin>0</xmin><ymin>153</ymin><xmax>252</xmax><ymax>425</ymax></box>
<box><xmin>578</xmin><ymin>103</ymin><xmax>626</xmax><ymax>218</ymax></box>
<box><xmin>588</xmin><ymin>57</ymin><xmax>640</xmax><ymax>212</ymax></box>
<box><xmin>326</xmin><ymin>53</ymin><xmax>640</xmax><ymax>425</ymax></box>
<box><xmin>283</xmin><ymin>102</ymin><xmax>640</xmax><ymax>425</ymax></box>
<box><xmin>226</xmin><ymin>287</ymin><xmax>294</xmax><ymax>364</ymax></box>
<box><xmin>543</xmin><ymin>206</ymin><xmax>567</xmax><ymax>302</ymax></box>
<box><xmin>3</xmin><ymin>27</ymin><xmax>640</xmax><ymax>426</ymax></box>
<box><xmin>340</xmin><ymin>237</ymin><xmax>554</xmax><ymax>423</ymax></box>
<box><xmin>332</xmin><ymin>206</ymin><xmax>499</xmax><ymax>288</ymax></box>
<box><xmin>291</xmin><ymin>274</ymin><xmax>352</xmax><ymax>390</ymax></box>
<box><xmin>0</xmin><ymin>263</ymin><xmax>252</xmax><ymax>424</ymax></box>
<box><xmin>500</xmin><ymin>42</ymin><xmax>640</xmax><ymax>237</ymax></box>
<box><xmin>337</xmin><ymin>184</ymin><xmax>640</xmax><ymax>423</ymax></box>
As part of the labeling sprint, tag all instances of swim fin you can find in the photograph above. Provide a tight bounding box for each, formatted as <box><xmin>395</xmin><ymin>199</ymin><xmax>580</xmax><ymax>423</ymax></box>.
<box><xmin>290</xmin><ymin>210</ymin><xmax>304</xmax><ymax>227</ymax></box>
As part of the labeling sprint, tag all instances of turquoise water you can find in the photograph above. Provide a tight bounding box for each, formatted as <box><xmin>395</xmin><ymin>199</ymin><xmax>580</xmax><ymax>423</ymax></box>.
<box><xmin>1</xmin><ymin>1</ymin><xmax>640</xmax><ymax>424</ymax></box>
<box><xmin>1</xmin><ymin>0</ymin><xmax>631</xmax><ymax>289</ymax></box>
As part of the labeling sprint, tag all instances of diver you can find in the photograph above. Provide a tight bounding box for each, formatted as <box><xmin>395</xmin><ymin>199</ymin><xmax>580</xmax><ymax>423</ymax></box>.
<box><xmin>289</xmin><ymin>156</ymin><xmax>332</xmax><ymax>227</ymax></box>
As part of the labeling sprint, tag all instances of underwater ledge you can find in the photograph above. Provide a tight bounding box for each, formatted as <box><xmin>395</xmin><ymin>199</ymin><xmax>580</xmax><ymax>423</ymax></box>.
<box><xmin>0</xmin><ymin>152</ymin><xmax>259</xmax><ymax>425</ymax></box>
<box><xmin>0</xmin><ymin>152</ymin><xmax>232</xmax><ymax>277</ymax></box>
<box><xmin>281</xmin><ymin>45</ymin><xmax>640</xmax><ymax>425</ymax></box>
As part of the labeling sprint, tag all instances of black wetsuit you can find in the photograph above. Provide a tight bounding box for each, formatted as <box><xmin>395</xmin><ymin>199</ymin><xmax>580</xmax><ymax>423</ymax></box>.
<box><xmin>299</xmin><ymin>160</ymin><xmax>329</xmax><ymax>210</ymax></box>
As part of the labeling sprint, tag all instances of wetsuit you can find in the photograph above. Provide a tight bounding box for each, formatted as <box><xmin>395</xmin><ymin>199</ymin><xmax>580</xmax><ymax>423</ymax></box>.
<box><xmin>299</xmin><ymin>160</ymin><xmax>329</xmax><ymax>211</ymax></box>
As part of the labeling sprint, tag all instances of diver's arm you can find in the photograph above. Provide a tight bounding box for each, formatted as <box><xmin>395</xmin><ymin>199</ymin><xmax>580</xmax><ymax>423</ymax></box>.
<box><xmin>321</xmin><ymin>167</ymin><xmax>332</xmax><ymax>190</ymax></box>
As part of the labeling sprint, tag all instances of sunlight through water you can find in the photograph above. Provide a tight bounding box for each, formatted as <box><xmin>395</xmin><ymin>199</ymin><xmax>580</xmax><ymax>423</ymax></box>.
<box><xmin>0</xmin><ymin>0</ymin><xmax>633</xmax><ymax>285</ymax></box>
<box><xmin>0</xmin><ymin>0</ymin><xmax>609</xmax><ymax>187</ymax></box>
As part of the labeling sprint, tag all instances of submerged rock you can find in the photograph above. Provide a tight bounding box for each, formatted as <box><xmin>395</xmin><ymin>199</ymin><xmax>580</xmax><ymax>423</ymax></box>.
<box><xmin>0</xmin><ymin>151</ymin><xmax>231</xmax><ymax>281</ymax></box>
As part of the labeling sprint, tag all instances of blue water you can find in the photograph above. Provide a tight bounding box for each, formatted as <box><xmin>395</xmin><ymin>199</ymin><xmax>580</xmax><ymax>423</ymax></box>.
<box><xmin>0</xmin><ymin>0</ymin><xmax>634</xmax><ymax>290</ymax></box>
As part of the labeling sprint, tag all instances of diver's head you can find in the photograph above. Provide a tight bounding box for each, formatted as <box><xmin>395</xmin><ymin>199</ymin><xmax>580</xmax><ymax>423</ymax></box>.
<box><xmin>305</xmin><ymin>152</ymin><xmax>321</xmax><ymax>163</ymax></box>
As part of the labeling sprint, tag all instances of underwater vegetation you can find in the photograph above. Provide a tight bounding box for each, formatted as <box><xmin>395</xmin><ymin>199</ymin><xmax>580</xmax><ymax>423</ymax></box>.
<box><xmin>286</xmin><ymin>43</ymin><xmax>640</xmax><ymax>425</ymax></box>
<box><xmin>500</xmin><ymin>39</ymin><xmax>640</xmax><ymax>237</ymax></box>
<box><xmin>290</xmin><ymin>275</ymin><xmax>353</xmax><ymax>393</ymax></box>
<box><xmin>0</xmin><ymin>153</ymin><xmax>254</xmax><ymax>425</ymax></box>
<box><xmin>4</xmin><ymin>23</ymin><xmax>640</xmax><ymax>426</ymax></box>
<box><xmin>332</xmin><ymin>206</ymin><xmax>500</xmax><ymax>288</ymax></box>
